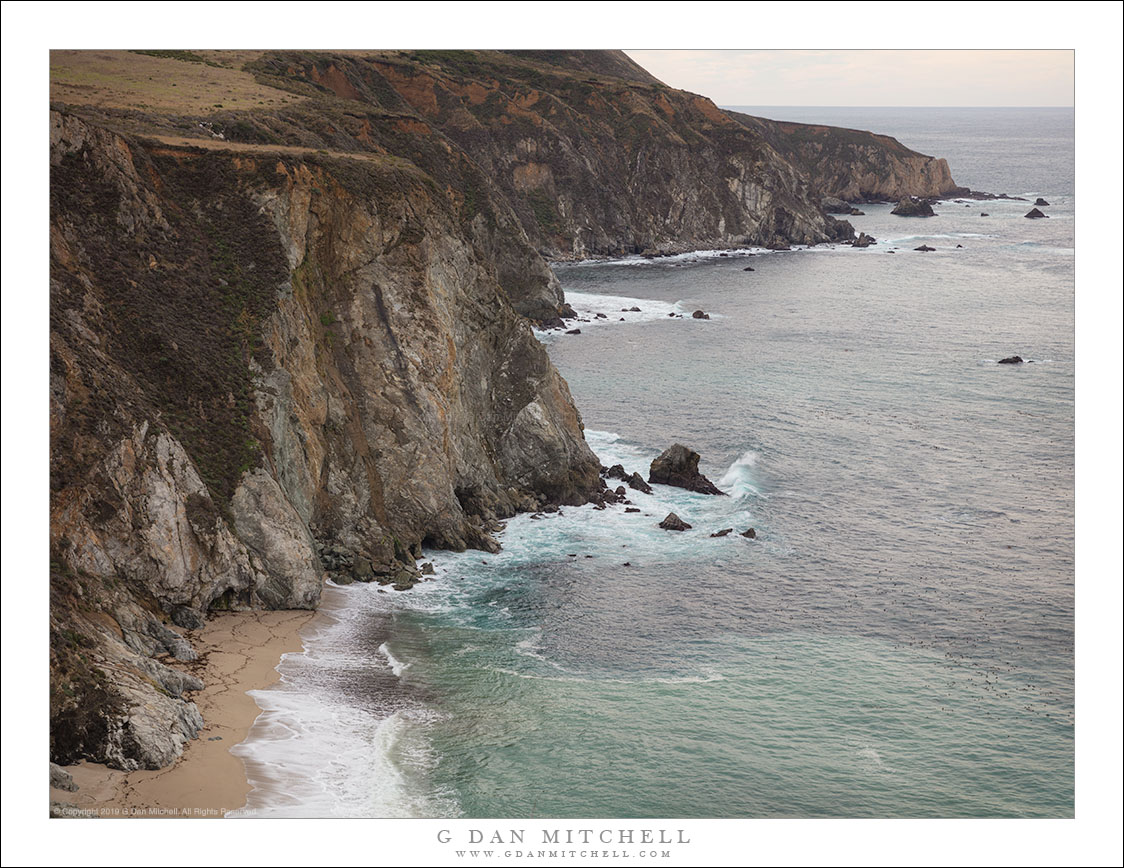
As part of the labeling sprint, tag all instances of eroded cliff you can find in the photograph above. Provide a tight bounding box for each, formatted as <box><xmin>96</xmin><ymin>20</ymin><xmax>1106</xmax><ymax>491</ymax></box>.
<box><xmin>49</xmin><ymin>110</ymin><xmax>600</xmax><ymax>768</ymax></box>
<box><xmin>730</xmin><ymin>111</ymin><xmax>960</xmax><ymax>202</ymax></box>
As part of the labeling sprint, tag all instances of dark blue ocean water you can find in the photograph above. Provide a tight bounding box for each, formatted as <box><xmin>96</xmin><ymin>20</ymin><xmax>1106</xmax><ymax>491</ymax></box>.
<box><xmin>233</xmin><ymin>108</ymin><xmax>1074</xmax><ymax>818</ymax></box>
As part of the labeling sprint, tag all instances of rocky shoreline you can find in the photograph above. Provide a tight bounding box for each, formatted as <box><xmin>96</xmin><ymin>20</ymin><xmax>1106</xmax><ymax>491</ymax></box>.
<box><xmin>49</xmin><ymin>608</ymin><xmax>313</xmax><ymax>818</ymax></box>
<box><xmin>48</xmin><ymin>49</ymin><xmax>979</xmax><ymax>797</ymax></box>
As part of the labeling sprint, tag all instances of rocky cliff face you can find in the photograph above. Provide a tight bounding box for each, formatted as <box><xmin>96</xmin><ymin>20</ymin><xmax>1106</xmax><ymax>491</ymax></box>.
<box><xmin>730</xmin><ymin>111</ymin><xmax>960</xmax><ymax>202</ymax></box>
<box><xmin>143</xmin><ymin>50</ymin><xmax>855</xmax><ymax>259</ymax></box>
<box><xmin>49</xmin><ymin>110</ymin><xmax>600</xmax><ymax>769</ymax></box>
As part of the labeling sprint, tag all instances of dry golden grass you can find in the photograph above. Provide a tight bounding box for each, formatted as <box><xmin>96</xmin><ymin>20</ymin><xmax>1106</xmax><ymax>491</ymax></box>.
<box><xmin>49</xmin><ymin>49</ymin><xmax>301</xmax><ymax>114</ymax></box>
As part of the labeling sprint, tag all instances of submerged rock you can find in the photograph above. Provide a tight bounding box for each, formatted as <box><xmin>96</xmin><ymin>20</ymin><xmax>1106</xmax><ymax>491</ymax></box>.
<box><xmin>891</xmin><ymin>197</ymin><xmax>935</xmax><ymax>217</ymax></box>
<box><xmin>998</xmin><ymin>355</ymin><xmax>1025</xmax><ymax>365</ymax></box>
<box><xmin>914</xmin><ymin>244</ymin><xmax>936</xmax><ymax>252</ymax></box>
<box><xmin>710</xmin><ymin>528</ymin><xmax>733</xmax><ymax>538</ymax></box>
<box><xmin>649</xmin><ymin>444</ymin><xmax>726</xmax><ymax>495</ymax></box>
<box><xmin>659</xmin><ymin>512</ymin><xmax>692</xmax><ymax>531</ymax></box>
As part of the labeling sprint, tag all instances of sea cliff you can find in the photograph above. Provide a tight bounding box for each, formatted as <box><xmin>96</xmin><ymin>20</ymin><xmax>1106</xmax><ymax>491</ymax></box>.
<box><xmin>48</xmin><ymin>49</ymin><xmax>965</xmax><ymax>771</ymax></box>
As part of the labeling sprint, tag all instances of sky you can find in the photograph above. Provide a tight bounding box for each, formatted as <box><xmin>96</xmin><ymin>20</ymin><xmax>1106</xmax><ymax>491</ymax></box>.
<box><xmin>624</xmin><ymin>50</ymin><xmax>1075</xmax><ymax>107</ymax></box>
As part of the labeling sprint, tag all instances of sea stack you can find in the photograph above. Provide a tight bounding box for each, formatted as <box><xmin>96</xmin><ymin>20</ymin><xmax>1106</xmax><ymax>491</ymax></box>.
<box><xmin>891</xmin><ymin>197</ymin><xmax>936</xmax><ymax>217</ymax></box>
<box><xmin>649</xmin><ymin>444</ymin><xmax>726</xmax><ymax>495</ymax></box>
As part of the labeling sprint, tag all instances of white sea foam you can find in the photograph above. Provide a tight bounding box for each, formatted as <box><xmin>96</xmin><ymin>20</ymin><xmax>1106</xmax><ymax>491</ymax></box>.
<box><xmin>534</xmin><ymin>290</ymin><xmax>725</xmax><ymax>341</ymax></box>
<box><xmin>717</xmin><ymin>449</ymin><xmax>761</xmax><ymax>498</ymax></box>
<box><xmin>379</xmin><ymin>641</ymin><xmax>411</xmax><ymax>678</ymax></box>
<box><xmin>230</xmin><ymin>585</ymin><xmax>458</xmax><ymax>818</ymax></box>
<box><xmin>559</xmin><ymin>246</ymin><xmax>783</xmax><ymax>268</ymax></box>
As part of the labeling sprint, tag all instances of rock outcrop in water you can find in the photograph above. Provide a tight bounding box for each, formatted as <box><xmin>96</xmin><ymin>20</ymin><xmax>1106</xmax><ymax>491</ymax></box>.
<box><xmin>48</xmin><ymin>49</ymin><xmax>970</xmax><ymax>771</ymax></box>
<box><xmin>649</xmin><ymin>444</ymin><xmax>726</xmax><ymax>495</ymax></box>
<box><xmin>892</xmin><ymin>197</ymin><xmax>937</xmax><ymax>217</ymax></box>
<box><xmin>659</xmin><ymin>513</ymin><xmax>692</xmax><ymax>531</ymax></box>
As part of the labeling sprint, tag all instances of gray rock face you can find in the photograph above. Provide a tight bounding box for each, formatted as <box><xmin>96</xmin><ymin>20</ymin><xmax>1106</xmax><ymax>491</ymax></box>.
<box><xmin>649</xmin><ymin>444</ymin><xmax>726</xmax><ymax>496</ymax></box>
<box><xmin>229</xmin><ymin>470</ymin><xmax>323</xmax><ymax>610</ymax></box>
<box><xmin>50</xmin><ymin>763</ymin><xmax>78</xmax><ymax>792</ymax></box>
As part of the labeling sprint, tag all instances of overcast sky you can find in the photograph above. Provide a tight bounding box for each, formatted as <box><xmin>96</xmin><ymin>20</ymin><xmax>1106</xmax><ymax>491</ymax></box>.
<box><xmin>623</xmin><ymin>50</ymin><xmax>1074</xmax><ymax>107</ymax></box>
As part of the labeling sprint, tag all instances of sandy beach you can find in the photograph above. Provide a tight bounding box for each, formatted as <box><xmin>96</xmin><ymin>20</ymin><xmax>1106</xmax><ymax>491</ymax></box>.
<box><xmin>49</xmin><ymin>608</ymin><xmax>315</xmax><ymax>818</ymax></box>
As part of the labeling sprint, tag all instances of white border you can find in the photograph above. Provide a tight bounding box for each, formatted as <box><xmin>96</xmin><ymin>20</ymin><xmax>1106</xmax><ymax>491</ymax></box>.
<box><xmin>3</xmin><ymin>2</ymin><xmax>1120</xmax><ymax>866</ymax></box>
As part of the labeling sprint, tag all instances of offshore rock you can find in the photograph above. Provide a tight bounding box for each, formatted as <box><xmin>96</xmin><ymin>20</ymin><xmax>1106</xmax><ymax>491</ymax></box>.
<box><xmin>626</xmin><ymin>472</ymin><xmax>653</xmax><ymax>495</ymax></box>
<box><xmin>1034</xmin><ymin>198</ymin><xmax>1050</xmax><ymax>206</ymax></box>
<box><xmin>649</xmin><ymin>444</ymin><xmax>726</xmax><ymax>496</ymax></box>
<box><xmin>998</xmin><ymin>355</ymin><xmax>1025</xmax><ymax>365</ymax></box>
<box><xmin>659</xmin><ymin>512</ymin><xmax>692</xmax><ymax>531</ymax></box>
<box><xmin>891</xmin><ymin>197</ymin><xmax>936</xmax><ymax>217</ymax></box>
<box><xmin>1025</xmin><ymin>208</ymin><xmax>1048</xmax><ymax>218</ymax></box>
<box><xmin>851</xmin><ymin>232</ymin><xmax>876</xmax><ymax>248</ymax></box>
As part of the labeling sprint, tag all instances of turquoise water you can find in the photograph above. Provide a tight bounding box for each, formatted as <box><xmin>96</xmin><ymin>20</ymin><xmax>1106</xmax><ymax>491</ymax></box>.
<box><xmin>234</xmin><ymin>108</ymin><xmax>1074</xmax><ymax>818</ymax></box>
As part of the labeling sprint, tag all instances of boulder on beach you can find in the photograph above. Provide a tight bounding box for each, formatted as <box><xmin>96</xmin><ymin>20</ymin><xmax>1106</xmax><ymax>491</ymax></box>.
<box><xmin>891</xmin><ymin>197</ymin><xmax>935</xmax><ymax>217</ymax></box>
<box><xmin>659</xmin><ymin>512</ymin><xmax>692</xmax><ymax>531</ymax></box>
<box><xmin>998</xmin><ymin>355</ymin><xmax>1024</xmax><ymax>365</ymax></box>
<box><xmin>1025</xmin><ymin>208</ymin><xmax>1048</xmax><ymax>219</ymax></box>
<box><xmin>649</xmin><ymin>444</ymin><xmax>726</xmax><ymax>496</ymax></box>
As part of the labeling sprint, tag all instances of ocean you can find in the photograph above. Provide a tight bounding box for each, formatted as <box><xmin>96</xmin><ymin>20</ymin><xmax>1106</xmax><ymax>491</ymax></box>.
<box><xmin>231</xmin><ymin>107</ymin><xmax>1075</xmax><ymax>818</ymax></box>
